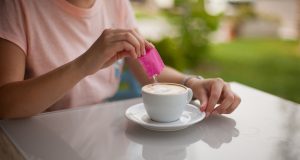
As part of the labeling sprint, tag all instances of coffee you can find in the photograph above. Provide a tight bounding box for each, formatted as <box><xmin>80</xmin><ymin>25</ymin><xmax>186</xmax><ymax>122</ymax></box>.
<box><xmin>142</xmin><ymin>83</ymin><xmax>186</xmax><ymax>95</ymax></box>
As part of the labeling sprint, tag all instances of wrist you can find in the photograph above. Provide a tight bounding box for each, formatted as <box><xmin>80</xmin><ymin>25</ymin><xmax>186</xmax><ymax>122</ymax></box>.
<box><xmin>73</xmin><ymin>53</ymin><xmax>93</xmax><ymax>77</ymax></box>
<box><xmin>182</xmin><ymin>75</ymin><xmax>204</xmax><ymax>88</ymax></box>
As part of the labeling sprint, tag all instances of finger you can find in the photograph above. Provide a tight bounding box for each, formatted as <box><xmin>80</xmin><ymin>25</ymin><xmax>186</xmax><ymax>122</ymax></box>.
<box><xmin>145</xmin><ymin>40</ymin><xmax>154</xmax><ymax>50</ymax></box>
<box><xmin>213</xmin><ymin>95</ymin><xmax>234</xmax><ymax>114</ymax></box>
<box><xmin>213</xmin><ymin>84</ymin><xmax>235</xmax><ymax>114</ymax></box>
<box><xmin>129</xmin><ymin>29</ymin><xmax>146</xmax><ymax>56</ymax></box>
<box><xmin>111</xmin><ymin>31</ymin><xmax>141</xmax><ymax>57</ymax></box>
<box><xmin>104</xmin><ymin>51</ymin><xmax>131</xmax><ymax>67</ymax></box>
<box><xmin>196</xmin><ymin>90</ymin><xmax>208</xmax><ymax>112</ymax></box>
<box><xmin>225</xmin><ymin>94</ymin><xmax>241</xmax><ymax>114</ymax></box>
<box><xmin>206</xmin><ymin>79</ymin><xmax>224</xmax><ymax>116</ymax></box>
<box><xmin>116</xmin><ymin>51</ymin><xmax>132</xmax><ymax>61</ymax></box>
<box><xmin>115</xmin><ymin>41</ymin><xmax>137</xmax><ymax>59</ymax></box>
<box><xmin>113</xmin><ymin>29</ymin><xmax>145</xmax><ymax>57</ymax></box>
<box><xmin>216</xmin><ymin>83</ymin><xmax>232</xmax><ymax>104</ymax></box>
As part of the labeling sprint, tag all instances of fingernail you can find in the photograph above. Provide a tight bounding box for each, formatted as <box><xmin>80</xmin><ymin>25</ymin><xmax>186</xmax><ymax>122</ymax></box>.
<box><xmin>143</xmin><ymin>49</ymin><xmax>146</xmax><ymax>56</ymax></box>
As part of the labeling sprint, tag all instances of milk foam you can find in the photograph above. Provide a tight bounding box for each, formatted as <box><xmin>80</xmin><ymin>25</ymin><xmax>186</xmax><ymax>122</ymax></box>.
<box><xmin>143</xmin><ymin>84</ymin><xmax>186</xmax><ymax>95</ymax></box>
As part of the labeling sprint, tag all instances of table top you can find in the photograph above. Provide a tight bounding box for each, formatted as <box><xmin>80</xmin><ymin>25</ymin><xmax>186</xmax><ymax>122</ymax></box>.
<box><xmin>0</xmin><ymin>82</ymin><xmax>299</xmax><ymax>160</ymax></box>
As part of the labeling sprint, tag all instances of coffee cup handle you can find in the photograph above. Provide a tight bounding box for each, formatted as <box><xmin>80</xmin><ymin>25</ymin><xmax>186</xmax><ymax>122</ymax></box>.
<box><xmin>187</xmin><ymin>88</ymin><xmax>193</xmax><ymax>103</ymax></box>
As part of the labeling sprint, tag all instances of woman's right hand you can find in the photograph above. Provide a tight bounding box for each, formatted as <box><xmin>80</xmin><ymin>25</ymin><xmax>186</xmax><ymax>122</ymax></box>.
<box><xmin>81</xmin><ymin>28</ymin><xmax>149</xmax><ymax>75</ymax></box>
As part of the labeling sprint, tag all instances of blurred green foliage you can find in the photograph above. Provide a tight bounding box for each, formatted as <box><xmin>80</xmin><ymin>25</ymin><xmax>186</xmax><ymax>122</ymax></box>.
<box><xmin>196</xmin><ymin>38</ymin><xmax>300</xmax><ymax>103</ymax></box>
<box><xmin>154</xmin><ymin>0</ymin><xmax>219</xmax><ymax>70</ymax></box>
<box><xmin>132</xmin><ymin>1</ymin><xmax>300</xmax><ymax>103</ymax></box>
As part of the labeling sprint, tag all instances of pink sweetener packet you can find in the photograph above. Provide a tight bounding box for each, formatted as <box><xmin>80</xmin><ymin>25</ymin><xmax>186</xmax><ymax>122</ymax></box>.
<box><xmin>138</xmin><ymin>47</ymin><xmax>165</xmax><ymax>79</ymax></box>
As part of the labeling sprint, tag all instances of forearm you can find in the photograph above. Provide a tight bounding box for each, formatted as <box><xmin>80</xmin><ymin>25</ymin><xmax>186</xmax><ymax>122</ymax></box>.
<box><xmin>0</xmin><ymin>57</ymin><xmax>87</xmax><ymax>119</ymax></box>
<box><xmin>156</xmin><ymin>66</ymin><xmax>186</xmax><ymax>84</ymax></box>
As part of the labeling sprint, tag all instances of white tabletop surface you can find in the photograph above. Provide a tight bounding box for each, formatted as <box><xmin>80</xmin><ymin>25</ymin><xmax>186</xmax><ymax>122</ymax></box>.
<box><xmin>0</xmin><ymin>82</ymin><xmax>300</xmax><ymax>160</ymax></box>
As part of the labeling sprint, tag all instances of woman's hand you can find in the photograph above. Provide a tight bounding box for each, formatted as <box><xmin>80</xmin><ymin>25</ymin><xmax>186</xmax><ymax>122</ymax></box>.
<box><xmin>81</xmin><ymin>28</ymin><xmax>152</xmax><ymax>75</ymax></box>
<box><xmin>187</xmin><ymin>78</ymin><xmax>241</xmax><ymax>117</ymax></box>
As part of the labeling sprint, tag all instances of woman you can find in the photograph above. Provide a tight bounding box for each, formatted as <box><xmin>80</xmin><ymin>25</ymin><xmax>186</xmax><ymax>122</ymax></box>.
<box><xmin>0</xmin><ymin>0</ymin><xmax>240</xmax><ymax>118</ymax></box>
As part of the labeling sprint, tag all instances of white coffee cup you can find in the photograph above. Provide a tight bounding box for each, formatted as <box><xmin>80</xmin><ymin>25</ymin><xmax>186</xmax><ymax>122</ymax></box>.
<box><xmin>142</xmin><ymin>83</ymin><xmax>193</xmax><ymax>123</ymax></box>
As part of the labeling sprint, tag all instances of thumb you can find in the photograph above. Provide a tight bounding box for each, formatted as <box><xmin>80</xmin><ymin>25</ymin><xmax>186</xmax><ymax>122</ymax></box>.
<box><xmin>102</xmin><ymin>51</ymin><xmax>130</xmax><ymax>68</ymax></box>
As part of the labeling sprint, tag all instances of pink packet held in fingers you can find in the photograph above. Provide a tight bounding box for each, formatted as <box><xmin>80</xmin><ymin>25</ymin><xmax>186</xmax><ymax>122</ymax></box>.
<box><xmin>138</xmin><ymin>48</ymin><xmax>165</xmax><ymax>79</ymax></box>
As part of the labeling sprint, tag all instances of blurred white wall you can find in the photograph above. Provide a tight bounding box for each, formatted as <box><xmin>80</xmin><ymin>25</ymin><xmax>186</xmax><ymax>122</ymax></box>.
<box><xmin>255</xmin><ymin>0</ymin><xmax>299</xmax><ymax>39</ymax></box>
<box><xmin>209</xmin><ymin>0</ymin><xmax>300</xmax><ymax>41</ymax></box>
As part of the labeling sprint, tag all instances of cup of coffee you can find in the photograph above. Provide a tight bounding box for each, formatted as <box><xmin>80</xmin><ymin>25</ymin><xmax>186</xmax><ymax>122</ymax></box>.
<box><xmin>142</xmin><ymin>83</ymin><xmax>193</xmax><ymax>123</ymax></box>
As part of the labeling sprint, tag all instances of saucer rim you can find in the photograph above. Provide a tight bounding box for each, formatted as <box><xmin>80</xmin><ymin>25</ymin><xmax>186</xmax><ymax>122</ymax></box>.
<box><xmin>125</xmin><ymin>103</ymin><xmax>205</xmax><ymax>131</ymax></box>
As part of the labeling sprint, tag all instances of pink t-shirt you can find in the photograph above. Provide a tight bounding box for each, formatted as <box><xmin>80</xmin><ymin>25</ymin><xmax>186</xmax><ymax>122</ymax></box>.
<box><xmin>0</xmin><ymin>0</ymin><xmax>137</xmax><ymax>110</ymax></box>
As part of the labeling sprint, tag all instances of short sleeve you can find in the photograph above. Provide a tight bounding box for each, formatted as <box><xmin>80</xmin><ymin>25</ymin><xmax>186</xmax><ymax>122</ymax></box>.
<box><xmin>116</xmin><ymin>0</ymin><xmax>138</xmax><ymax>29</ymax></box>
<box><xmin>0</xmin><ymin>0</ymin><xmax>27</xmax><ymax>54</ymax></box>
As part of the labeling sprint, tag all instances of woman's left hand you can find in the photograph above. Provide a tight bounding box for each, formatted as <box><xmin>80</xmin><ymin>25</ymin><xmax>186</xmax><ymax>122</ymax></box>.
<box><xmin>187</xmin><ymin>78</ymin><xmax>241</xmax><ymax>117</ymax></box>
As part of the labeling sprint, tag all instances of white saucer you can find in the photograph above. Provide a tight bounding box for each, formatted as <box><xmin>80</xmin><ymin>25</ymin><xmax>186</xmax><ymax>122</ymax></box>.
<box><xmin>125</xmin><ymin>103</ymin><xmax>206</xmax><ymax>131</ymax></box>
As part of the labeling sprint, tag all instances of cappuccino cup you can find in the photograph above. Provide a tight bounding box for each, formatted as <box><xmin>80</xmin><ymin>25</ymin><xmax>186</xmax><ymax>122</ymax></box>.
<box><xmin>142</xmin><ymin>83</ymin><xmax>193</xmax><ymax>123</ymax></box>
